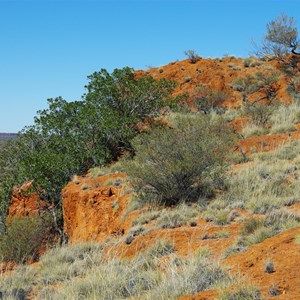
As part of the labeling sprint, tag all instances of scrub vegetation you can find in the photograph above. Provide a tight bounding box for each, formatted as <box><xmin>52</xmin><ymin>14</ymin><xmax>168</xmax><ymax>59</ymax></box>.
<box><xmin>1</xmin><ymin>13</ymin><xmax>300</xmax><ymax>299</ymax></box>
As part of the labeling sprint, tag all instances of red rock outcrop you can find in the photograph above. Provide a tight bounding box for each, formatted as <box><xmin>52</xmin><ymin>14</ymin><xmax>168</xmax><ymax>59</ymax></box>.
<box><xmin>62</xmin><ymin>173</ymin><xmax>132</xmax><ymax>243</ymax></box>
<box><xmin>8</xmin><ymin>180</ymin><xmax>51</xmax><ymax>220</ymax></box>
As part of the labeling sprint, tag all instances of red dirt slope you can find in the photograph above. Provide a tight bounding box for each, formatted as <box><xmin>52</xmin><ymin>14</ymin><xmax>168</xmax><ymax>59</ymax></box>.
<box><xmin>224</xmin><ymin>227</ymin><xmax>300</xmax><ymax>299</ymax></box>
<box><xmin>137</xmin><ymin>57</ymin><xmax>292</xmax><ymax>108</ymax></box>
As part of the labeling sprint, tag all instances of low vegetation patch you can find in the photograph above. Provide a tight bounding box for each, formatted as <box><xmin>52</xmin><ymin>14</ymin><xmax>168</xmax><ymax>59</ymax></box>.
<box><xmin>219</xmin><ymin>286</ymin><xmax>262</xmax><ymax>300</ymax></box>
<box><xmin>0</xmin><ymin>214</ymin><xmax>52</xmax><ymax>263</ymax></box>
<box><xmin>0</xmin><ymin>241</ymin><xmax>239</xmax><ymax>300</ymax></box>
<box><xmin>221</xmin><ymin>143</ymin><xmax>300</xmax><ymax>214</ymax></box>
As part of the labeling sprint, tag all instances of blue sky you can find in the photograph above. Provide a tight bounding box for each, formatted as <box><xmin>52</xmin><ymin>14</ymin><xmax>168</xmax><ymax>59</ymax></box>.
<box><xmin>0</xmin><ymin>0</ymin><xmax>299</xmax><ymax>132</ymax></box>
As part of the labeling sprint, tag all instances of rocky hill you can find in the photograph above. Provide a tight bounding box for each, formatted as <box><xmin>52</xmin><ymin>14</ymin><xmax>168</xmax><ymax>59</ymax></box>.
<box><xmin>1</xmin><ymin>56</ymin><xmax>300</xmax><ymax>299</ymax></box>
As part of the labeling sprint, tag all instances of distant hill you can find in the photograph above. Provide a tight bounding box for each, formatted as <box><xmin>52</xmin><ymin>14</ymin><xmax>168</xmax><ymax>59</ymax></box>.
<box><xmin>0</xmin><ymin>133</ymin><xmax>18</xmax><ymax>141</ymax></box>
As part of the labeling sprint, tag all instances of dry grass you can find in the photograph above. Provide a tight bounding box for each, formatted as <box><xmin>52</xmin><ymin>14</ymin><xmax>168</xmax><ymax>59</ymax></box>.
<box><xmin>0</xmin><ymin>240</ymin><xmax>239</xmax><ymax>300</ymax></box>
<box><xmin>220</xmin><ymin>142</ymin><xmax>300</xmax><ymax>214</ymax></box>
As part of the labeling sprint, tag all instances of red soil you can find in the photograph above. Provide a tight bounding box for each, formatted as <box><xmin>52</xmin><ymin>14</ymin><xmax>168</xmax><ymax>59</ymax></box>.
<box><xmin>108</xmin><ymin>220</ymin><xmax>241</xmax><ymax>259</ymax></box>
<box><xmin>137</xmin><ymin>57</ymin><xmax>292</xmax><ymax>108</ymax></box>
<box><xmin>224</xmin><ymin>227</ymin><xmax>300</xmax><ymax>299</ymax></box>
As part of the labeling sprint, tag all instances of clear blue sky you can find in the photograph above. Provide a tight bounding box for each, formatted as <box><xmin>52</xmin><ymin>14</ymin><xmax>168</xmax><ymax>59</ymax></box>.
<box><xmin>0</xmin><ymin>0</ymin><xmax>299</xmax><ymax>132</ymax></box>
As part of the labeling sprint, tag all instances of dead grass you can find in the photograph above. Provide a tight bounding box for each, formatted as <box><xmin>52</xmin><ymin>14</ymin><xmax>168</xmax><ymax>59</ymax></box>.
<box><xmin>0</xmin><ymin>240</ymin><xmax>240</xmax><ymax>300</ymax></box>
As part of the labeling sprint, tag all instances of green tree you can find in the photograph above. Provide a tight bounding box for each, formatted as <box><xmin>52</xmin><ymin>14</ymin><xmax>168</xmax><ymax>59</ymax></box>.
<box><xmin>0</xmin><ymin>67</ymin><xmax>178</xmax><ymax>226</ymax></box>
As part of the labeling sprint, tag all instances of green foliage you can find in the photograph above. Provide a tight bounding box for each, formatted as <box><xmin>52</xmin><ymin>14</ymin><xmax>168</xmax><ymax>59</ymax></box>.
<box><xmin>202</xmin><ymin>208</ymin><xmax>230</xmax><ymax>225</ymax></box>
<box><xmin>239</xmin><ymin>226</ymin><xmax>276</xmax><ymax>247</ymax></box>
<box><xmin>0</xmin><ymin>214</ymin><xmax>51</xmax><ymax>263</ymax></box>
<box><xmin>125</xmin><ymin>114</ymin><xmax>235</xmax><ymax>206</ymax></box>
<box><xmin>240</xmin><ymin>218</ymin><xmax>262</xmax><ymax>236</ymax></box>
<box><xmin>0</xmin><ymin>67</ymin><xmax>178</xmax><ymax>222</ymax></box>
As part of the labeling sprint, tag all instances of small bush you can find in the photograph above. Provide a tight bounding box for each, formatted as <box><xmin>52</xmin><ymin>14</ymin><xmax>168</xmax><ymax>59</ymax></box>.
<box><xmin>232</xmin><ymin>72</ymin><xmax>280</xmax><ymax>127</ymax></box>
<box><xmin>250</xmin><ymin>61</ymin><xmax>262</xmax><ymax>67</ymax></box>
<box><xmin>264</xmin><ymin>259</ymin><xmax>275</xmax><ymax>273</ymax></box>
<box><xmin>240</xmin><ymin>226</ymin><xmax>276</xmax><ymax>247</ymax></box>
<box><xmin>0</xmin><ymin>214</ymin><xmax>51</xmax><ymax>263</ymax></box>
<box><xmin>240</xmin><ymin>218</ymin><xmax>262</xmax><ymax>236</ymax></box>
<box><xmin>243</xmin><ymin>58</ymin><xmax>253</xmax><ymax>67</ymax></box>
<box><xmin>202</xmin><ymin>208</ymin><xmax>230</xmax><ymax>225</ymax></box>
<box><xmin>233</xmin><ymin>66</ymin><xmax>241</xmax><ymax>71</ymax></box>
<box><xmin>125</xmin><ymin>114</ymin><xmax>235</xmax><ymax>206</ymax></box>
<box><xmin>269</xmin><ymin>285</ymin><xmax>280</xmax><ymax>296</ymax></box>
<box><xmin>184</xmin><ymin>50</ymin><xmax>201</xmax><ymax>64</ymax></box>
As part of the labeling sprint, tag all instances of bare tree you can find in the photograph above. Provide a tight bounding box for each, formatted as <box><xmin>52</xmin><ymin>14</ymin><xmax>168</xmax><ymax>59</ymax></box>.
<box><xmin>255</xmin><ymin>13</ymin><xmax>300</xmax><ymax>59</ymax></box>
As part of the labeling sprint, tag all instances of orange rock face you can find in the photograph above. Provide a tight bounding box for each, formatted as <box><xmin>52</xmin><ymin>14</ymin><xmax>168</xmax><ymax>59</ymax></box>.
<box><xmin>8</xmin><ymin>180</ymin><xmax>50</xmax><ymax>220</ymax></box>
<box><xmin>62</xmin><ymin>173</ymin><xmax>132</xmax><ymax>243</ymax></box>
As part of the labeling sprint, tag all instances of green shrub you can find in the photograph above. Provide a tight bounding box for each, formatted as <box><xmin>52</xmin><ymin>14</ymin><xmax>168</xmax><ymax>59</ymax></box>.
<box><xmin>240</xmin><ymin>218</ymin><xmax>262</xmax><ymax>236</ymax></box>
<box><xmin>125</xmin><ymin>114</ymin><xmax>235</xmax><ymax>205</ymax></box>
<box><xmin>240</xmin><ymin>226</ymin><xmax>276</xmax><ymax>247</ymax></box>
<box><xmin>0</xmin><ymin>214</ymin><xmax>51</xmax><ymax>263</ymax></box>
<box><xmin>202</xmin><ymin>208</ymin><xmax>230</xmax><ymax>225</ymax></box>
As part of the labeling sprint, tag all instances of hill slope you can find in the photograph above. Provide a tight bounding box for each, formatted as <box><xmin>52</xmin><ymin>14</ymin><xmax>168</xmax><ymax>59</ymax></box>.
<box><xmin>2</xmin><ymin>56</ymin><xmax>300</xmax><ymax>299</ymax></box>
